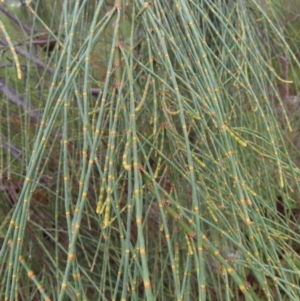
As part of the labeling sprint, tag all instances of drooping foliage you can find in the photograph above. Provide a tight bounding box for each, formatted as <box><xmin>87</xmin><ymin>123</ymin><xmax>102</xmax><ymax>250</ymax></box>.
<box><xmin>1</xmin><ymin>0</ymin><xmax>300</xmax><ymax>300</ymax></box>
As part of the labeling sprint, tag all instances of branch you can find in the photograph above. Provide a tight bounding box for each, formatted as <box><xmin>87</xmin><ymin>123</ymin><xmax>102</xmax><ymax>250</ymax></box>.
<box><xmin>0</xmin><ymin>3</ymin><xmax>33</xmax><ymax>35</ymax></box>
<box><xmin>0</xmin><ymin>39</ymin><xmax>56</xmax><ymax>73</ymax></box>
<box><xmin>0</xmin><ymin>76</ymin><xmax>40</xmax><ymax>120</ymax></box>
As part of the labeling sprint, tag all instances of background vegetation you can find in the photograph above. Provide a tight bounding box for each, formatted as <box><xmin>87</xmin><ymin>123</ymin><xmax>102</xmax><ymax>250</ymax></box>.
<box><xmin>1</xmin><ymin>0</ymin><xmax>300</xmax><ymax>300</ymax></box>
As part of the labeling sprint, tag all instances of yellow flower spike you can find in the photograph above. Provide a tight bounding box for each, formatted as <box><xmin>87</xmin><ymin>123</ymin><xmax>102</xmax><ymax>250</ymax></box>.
<box><xmin>226</xmin><ymin>126</ymin><xmax>247</xmax><ymax>147</ymax></box>
<box><xmin>135</xmin><ymin>2</ymin><xmax>151</xmax><ymax>20</ymax></box>
<box><xmin>135</xmin><ymin>75</ymin><xmax>151</xmax><ymax>112</ymax></box>
<box><xmin>185</xmin><ymin>235</ymin><xmax>193</xmax><ymax>256</ymax></box>
<box><xmin>0</xmin><ymin>21</ymin><xmax>22</xmax><ymax>79</ymax></box>
<box><xmin>191</xmin><ymin>153</ymin><xmax>206</xmax><ymax>168</ymax></box>
<box><xmin>103</xmin><ymin>197</ymin><xmax>111</xmax><ymax>229</ymax></box>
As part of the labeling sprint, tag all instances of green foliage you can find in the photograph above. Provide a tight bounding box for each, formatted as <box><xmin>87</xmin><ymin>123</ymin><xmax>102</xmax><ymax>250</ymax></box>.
<box><xmin>1</xmin><ymin>0</ymin><xmax>300</xmax><ymax>300</ymax></box>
